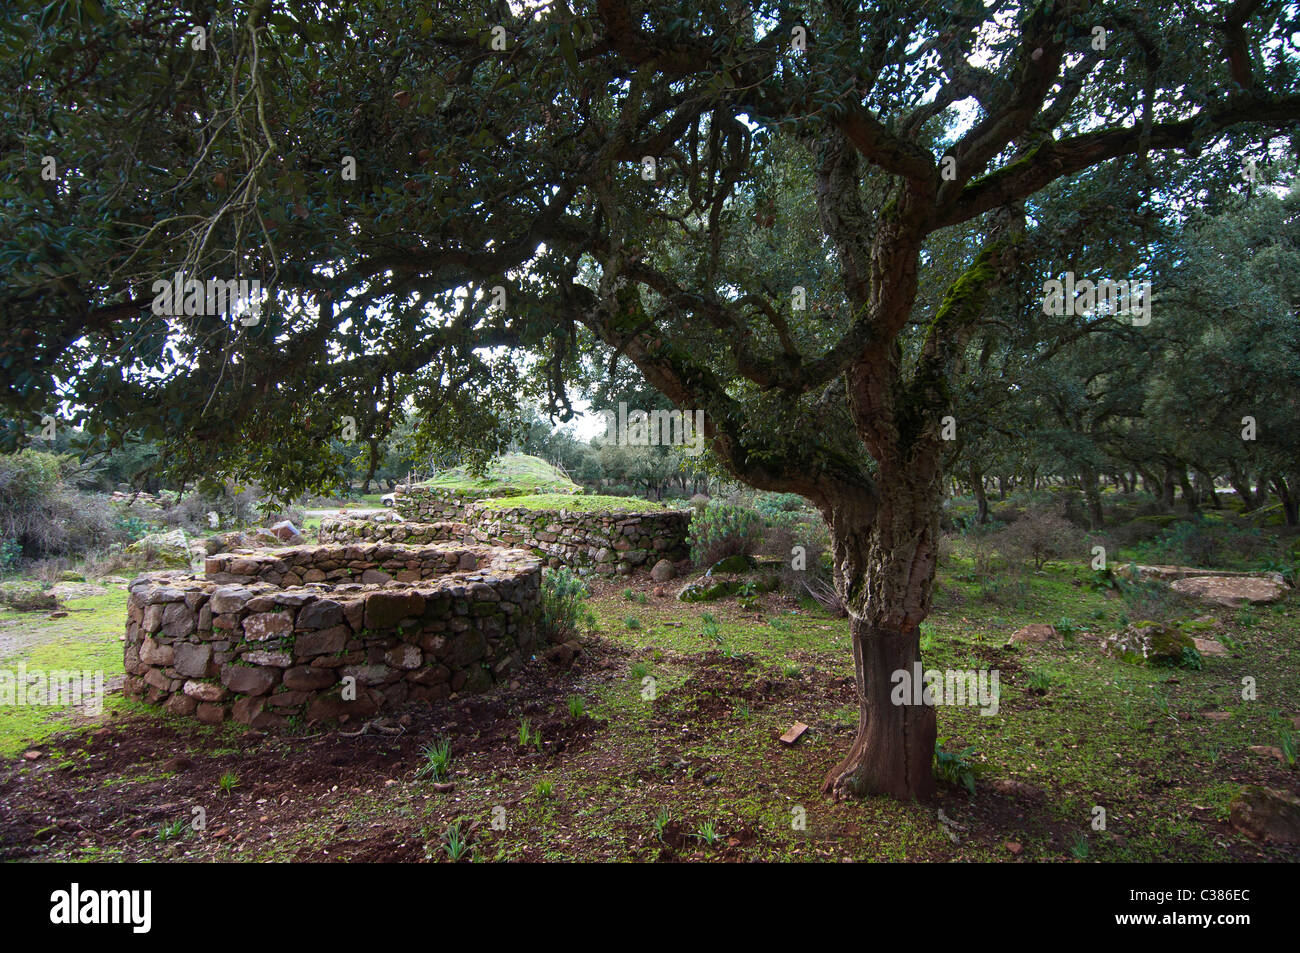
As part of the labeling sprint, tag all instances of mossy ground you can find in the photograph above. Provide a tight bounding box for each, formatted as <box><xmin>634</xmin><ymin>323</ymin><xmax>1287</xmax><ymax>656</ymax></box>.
<box><xmin>1</xmin><ymin>534</ymin><xmax>1296</xmax><ymax>862</ymax></box>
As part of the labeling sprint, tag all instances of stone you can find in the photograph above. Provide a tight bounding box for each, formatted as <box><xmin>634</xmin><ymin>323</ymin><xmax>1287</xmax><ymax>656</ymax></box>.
<box><xmin>282</xmin><ymin>666</ymin><xmax>338</xmax><ymax>691</ymax></box>
<box><xmin>172</xmin><ymin>642</ymin><xmax>213</xmax><ymax>678</ymax></box>
<box><xmin>651</xmin><ymin>558</ymin><xmax>676</xmax><ymax>582</ymax></box>
<box><xmin>361</xmin><ymin>569</ymin><xmax>393</xmax><ymax>585</ymax></box>
<box><xmin>1102</xmin><ymin>621</ymin><xmax>1199</xmax><ymax>668</ymax></box>
<box><xmin>210</xmin><ymin>585</ymin><xmax>254</xmax><ymax>614</ymax></box>
<box><xmin>242</xmin><ymin>649</ymin><xmax>293</xmax><ymax>668</ymax></box>
<box><xmin>1010</xmin><ymin>624</ymin><xmax>1057</xmax><ymax>644</ymax></box>
<box><xmin>164</xmin><ymin>693</ymin><xmax>198</xmax><ymax>717</ymax></box>
<box><xmin>384</xmin><ymin>644</ymin><xmax>423</xmax><ymax>670</ymax></box>
<box><xmin>295</xmin><ymin>625</ymin><xmax>349</xmax><ymax>657</ymax></box>
<box><xmin>139</xmin><ymin>637</ymin><xmax>174</xmax><ymax>666</ymax></box>
<box><xmin>220</xmin><ymin>663</ymin><xmax>279</xmax><ymax>695</ymax></box>
<box><xmin>1170</xmin><ymin>575</ymin><xmax>1287</xmax><ymax>607</ymax></box>
<box><xmin>243</xmin><ymin>611</ymin><xmax>294</xmax><ymax>641</ymax></box>
<box><xmin>195</xmin><ymin>702</ymin><xmax>227</xmax><ymax>724</ymax></box>
<box><xmin>182</xmin><ymin>679</ymin><xmax>227</xmax><ymax>703</ymax></box>
<box><xmin>125</xmin><ymin>529</ymin><xmax>192</xmax><ymax>568</ymax></box>
<box><xmin>297</xmin><ymin>599</ymin><xmax>343</xmax><ymax>630</ymax></box>
<box><xmin>364</xmin><ymin>591</ymin><xmax>426</xmax><ymax>629</ymax></box>
<box><xmin>1229</xmin><ymin>786</ymin><xmax>1300</xmax><ymax>845</ymax></box>
<box><xmin>1192</xmin><ymin>637</ymin><xmax>1227</xmax><ymax>657</ymax></box>
<box><xmin>269</xmin><ymin>520</ymin><xmax>305</xmax><ymax>544</ymax></box>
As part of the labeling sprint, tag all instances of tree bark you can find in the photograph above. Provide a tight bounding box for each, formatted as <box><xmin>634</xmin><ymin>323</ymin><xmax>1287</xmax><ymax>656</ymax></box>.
<box><xmin>970</xmin><ymin>462</ymin><xmax>990</xmax><ymax>524</ymax></box>
<box><xmin>820</xmin><ymin>475</ymin><xmax>941</xmax><ymax>801</ymax></box>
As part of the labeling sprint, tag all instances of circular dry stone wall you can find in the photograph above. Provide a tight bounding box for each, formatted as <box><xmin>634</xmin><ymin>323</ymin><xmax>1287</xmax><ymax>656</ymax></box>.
<box><xmin>124</xmin><ymin>542</ymin><xmax>543</xmax><ymax>728</ymax></box>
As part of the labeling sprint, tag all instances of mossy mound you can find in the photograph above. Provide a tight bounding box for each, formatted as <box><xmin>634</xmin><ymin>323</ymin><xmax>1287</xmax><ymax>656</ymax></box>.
<box><xmin>424</xmin><ymin>453</ymin><xmax>581</xmax><ymax>497</ymax></box>
<box><xmin>1103</xmin><ymin>620</ymin><xmax>1203</xmax><ymax>669</ymax></box>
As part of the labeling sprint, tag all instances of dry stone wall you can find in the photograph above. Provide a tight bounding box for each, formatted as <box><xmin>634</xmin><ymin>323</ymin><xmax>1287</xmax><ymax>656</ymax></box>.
<box><xmin>322</xmin><ymin>502</ymin><xmax>691</xmax><ymax>576</ymax></box>
<box><xmin>124</xmin><ymin>542</ymin><xmax>543</xmax><ymax>728</ymax></box>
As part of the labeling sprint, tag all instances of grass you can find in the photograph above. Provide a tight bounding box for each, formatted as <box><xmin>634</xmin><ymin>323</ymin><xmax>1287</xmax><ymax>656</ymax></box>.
<box><xmin>477</xmin><ymin>493</ymin><xmax>680</xmax><ymax>514</ymax></box>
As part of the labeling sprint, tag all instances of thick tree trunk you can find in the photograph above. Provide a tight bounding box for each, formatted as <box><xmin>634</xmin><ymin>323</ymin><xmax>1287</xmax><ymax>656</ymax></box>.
<box><xmin>1162</xmin><ymin>466</ymin><xmax>1177</xmax><ymax>509</ymax></box>
<box><xmin>1178</xmin><ymin>469</ymin><xmax>1199</xmax><ymax>514</ymax></box>
<box><xmin>1274</xmin><ymin>476</ymin><xmax>1299</xmax><ymax>527</ymax></box>
<box><xmin>971</xmin><ymin>464</ymin><xmax>990</xmax><ymax>524</ymax></box>
<box><xmin>820</xmin><ymin>477</ymin><xmax>941</xmax><ymax>801</ymax></box>
<box><xmin>1196</xmin><ymin>469</ymin><xmax>1221</xmax><ymax>509</ymax></box>
<box><xmin>1081</xmin><ymin>466</ymin><xmax>1104</xmax><ymax>529</ymax></box>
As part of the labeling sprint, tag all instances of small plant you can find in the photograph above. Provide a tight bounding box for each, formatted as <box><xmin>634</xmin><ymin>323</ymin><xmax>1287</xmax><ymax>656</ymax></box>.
<box><xmin>624</xmin><ymin>615</ymin><xmax>642</xmax><ymax>630</ymax></box>
<box><xmin>1055</xmin><ymin>617</ymin><xmax>1078</xmax><ymax>639</ymax></box>
<box><xmin>695</xmin><ymin>820</ymin><xmax>721</xmax><ymax>845</ymax></box>
<box><xmin>539</xmin><ymin>567</ymin><xmax>595</xmax><ymax>642</ymax></box>
<box><xmin>934</xmin><ymin>743</ymin><xmax>978</xmax><ymax>795</ymax></box>
<box><xmin>518</xmin><ymin>716</ymin><xmax>542</xmax><ymax>748</ymax></box>
<box><xmin>534</xmin><ymin>779</ymin><xmax>555</xmax><ymax>798</ymax></box>
<box><xmin>442</xmin><ymin>821</ymin><xmax>471</xmax><ymax>862</ymax></box>
<box><xmin>1069</xmin><ymin>832</ymin><xmax>1091</xmax><ymax>860</ymax></box>
<box><xmin>217</xmin><ymin>771</ymin><xmax>239</xmax><ymax>795</ymax></box>
<box><xmin>622</xmin><ymin>587</ymin><xmax>648</xmax><ymax>604</ymax></box>
<box><xmin>157</xmin><ymin>819</ymin><xmax>186</xmax><ymax>842</ymax></box>
<box><xmin>415</xmin><ymin>737</ymin><xmax>453</xmax><ymax>782</ymax></box>
<box><xmin>1280</xmin><ymin>730</ymin><xmax>1298</xmax><ymax>769</ymax></box>
<box><xmin>566</xmin><ymin>695</ymin><xmax>586</xmax><ymax>718</ymax></box>
<box><xmin>652</xmin><ymin>807</ymin><xmax>671</xmax><ymax>841</ymax></box>
<box><xmin>1027</xmin><ymin>670</ymin><xmax>1052</xmax><ymax>695</ymax></box>
<box><xmin>782</xmin><ymin>662</ymin><xmax>801</xmax><ymax>678</ymax></box>
<box><xmin>622</xmin><ymin>586</ymin><xmax>635</xmax><ymax>600</ymax></box>
<box><xmin>629</xmin><ymin>661</ymin><xmax>651</xmax><ymax>680</ymax></box>
<box><xmin>701</xmin><ymin>614</ymin><xmax>721</xmax><ymax>643</ymax></box>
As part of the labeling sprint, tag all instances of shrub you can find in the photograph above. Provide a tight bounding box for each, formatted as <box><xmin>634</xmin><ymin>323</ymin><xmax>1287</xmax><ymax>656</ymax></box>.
<box><xmin>687</xmin><ymin>502</ymin><xmax>763</xmax><ymax>567</ymax></box>
<box><xmin>997</xmin><ymin>505</ymin><xmax>1084</xmax><ymax>570</ymax></box>
<box><xmin>538</xmin><ymin>567</ymin><xmax>594</xmax><ymax>642</ymax></box>
<box><xmin>754</xmin><ymin>492</ymin><xmax>806</xmax><ymax>520</ymax></box>
<box><xmin>0</xmin><ymin>538</ymin><xmax>20</xmax><ymax>575</ymax></box>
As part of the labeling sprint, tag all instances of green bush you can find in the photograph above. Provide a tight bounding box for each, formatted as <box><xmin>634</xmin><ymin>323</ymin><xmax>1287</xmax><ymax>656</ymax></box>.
<box><xmin>538</xmin><ymin>567</ymin><xmax>594</xmax><ymax>643</ymax></box>
<box><xmin>0</xmin><ymin>538</ymin><xmax>20</xmax><ymax>575</ymax></box>
<box><xmin>754</xmin><ymin>493</ymin><xmax>806</xmax><ymax>521</ymax></box>
<box><xmin>688</xmin><ymin>503</ymin><xmax>763</xmax><ymax>567</ymax></box>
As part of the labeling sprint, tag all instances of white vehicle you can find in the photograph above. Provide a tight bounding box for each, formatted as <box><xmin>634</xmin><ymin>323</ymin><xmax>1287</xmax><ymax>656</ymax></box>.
<box><xmin>381</xmin><ymin>492</ymin><xmax>397</xmax><ymax>507</ymax></box>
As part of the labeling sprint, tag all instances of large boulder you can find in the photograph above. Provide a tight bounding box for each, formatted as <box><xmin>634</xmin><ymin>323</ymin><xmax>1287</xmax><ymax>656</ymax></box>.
<box><xmin>1169</xmin><ymin>575</ymin><xmax>1287</xmax><ymax>607</ymax></box>
<box><xmin>125</xmin><ymin>529</ymin><xmax>192</xmax><ymax>568</ymax></box>
<box><xmin>204</xmin><ymin>530</ymin><xmax>271</xmax><ymax>556</ymax></box>
<box><xmin>0</xmin><ymin>582</ymin><xmax>59</xmax><ymax>611</ymax></box>
<box><xmin>650</xmin><ymin>558</ymin><xmax>676</xmax><ymax>582</ymax></box>
<box><xmin>1103</xmin><ymin>621</ymin><xmax>1200</xmax><ymax>668</ymax></box>
<box><xmin>268</xmin><ymin>520</ymin><xmax>305</xmax><ymax>545</ymax></box>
